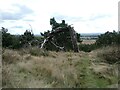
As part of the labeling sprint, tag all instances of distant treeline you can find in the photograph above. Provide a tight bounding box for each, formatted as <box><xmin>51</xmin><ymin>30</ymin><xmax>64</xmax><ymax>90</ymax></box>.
<box><xmin>1</xmin><ymin>27</ymin><xmax>120</xmax><ymax>52</ymax></box>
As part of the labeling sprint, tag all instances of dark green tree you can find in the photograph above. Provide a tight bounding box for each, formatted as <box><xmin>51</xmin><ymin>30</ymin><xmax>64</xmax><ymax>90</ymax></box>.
<box><xmin>19</xmin><ymin>30</ymin><xmax>34</xmax><ymax>47</ymax></box>
<box><xmin>2</xmin><ymin>27</ymin><xmax>13</xmax><ymax>48</ymax></box>
<box><xmin>95</xmin><ymin>30</ymin><xmax>120</xmax><ymax>46</ymax></box>
<box><xmin>76</xmin><ymin>33</ymin><xmax>82</xmax><ymax>43</ymax></box>
<box><xmin>41</xmin><ymin>18</ymin><xmax>80</xmax><ymax>52</ymax></box>
<box><xmin>1</xmin><ymin>27</ymin><xmax>21</xmax><ymax>49</ymax></box>
<box><xmin>2</xmin><ymin>27</ymin><xmax>21</xmax><ymax>49</ymax></box>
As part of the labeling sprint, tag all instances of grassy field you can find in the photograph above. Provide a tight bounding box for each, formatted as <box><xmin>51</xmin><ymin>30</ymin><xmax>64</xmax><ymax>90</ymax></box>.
<box><xmin>81</xmin><ymin>40</ymin><xmax>96</xmax><ymax>44</ymax></box>
<box><xmin>2</xmin><ymin>47</ymin><xmax>118</xmax><ymax>88</ymax></box>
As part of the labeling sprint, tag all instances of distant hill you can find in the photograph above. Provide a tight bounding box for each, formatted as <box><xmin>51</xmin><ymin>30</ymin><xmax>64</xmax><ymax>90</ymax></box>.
<box><xmin>80</xmin><ymin>33</ymin><xmax>102</xmax><ymax>40</ymax></box>
<box><xmin>80</xmin><ymin>33</ymin><xmax>102</xmax><ymax>37</ymax></box>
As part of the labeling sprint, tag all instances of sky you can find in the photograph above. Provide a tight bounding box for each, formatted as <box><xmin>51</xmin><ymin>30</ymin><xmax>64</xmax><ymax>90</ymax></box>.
<box><xmin>0</xmin><ymin>0</ymin><xmax>119</xmax><ymax>35</ymax></box>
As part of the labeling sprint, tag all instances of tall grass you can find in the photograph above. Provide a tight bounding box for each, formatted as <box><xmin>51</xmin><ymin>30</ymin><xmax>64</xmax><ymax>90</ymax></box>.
<box><xmin>2</xmin><ymin>49</ymin><xmax>22</xmax><ymax>64</ymax></box>
<box><xmin>97</xmin><ymin>45</ymin><xmax>120</xmax><ymax>64</ymax></box>
<box><xmin>2</xmin><ymin>47</ymin><xmax>118</xmax><ymax>88</ymax></box>
<box><xmin>29</xmin><ymin>47</ymin><xmax>49</xmax><ymax>56</ymax></box>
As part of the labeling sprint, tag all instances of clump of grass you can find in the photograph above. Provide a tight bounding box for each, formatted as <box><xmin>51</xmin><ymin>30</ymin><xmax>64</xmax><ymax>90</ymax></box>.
<box><xmin>18</xmin><ymin>48</ymin><xmax>29</xmax><ymax>55</ymax></box>
<box><xmin>24</xmin><ymin>54</ymin><xmax>31</xmax><ymax>60</ymax></box>
<box><xmin>48</xmin><ymin>51</ymin><xmax>58</xmax><ymax>58</ymax></box>
<box><xmin>2</xmin><ymin>68</ymin><xmax>13</xmax><ymax>88</ymax></box>
<box><xmin>29</xmin><ymin>47</ymin><xmax>49</xmax><ymax>56</ymax></box>
<box><xmin>66</xmin><ymin>52</ymin><xmax>73</xmax><ymax>65</ymax></box>
<box><xmin>97</xmin><ymin>46</ymin><xmax>120</xmax><ymax>64</ymax></box>
<box><xmin>2</xmin><ymin>49</ymin><xmax>22</xmax><ymax>64</ymax></box>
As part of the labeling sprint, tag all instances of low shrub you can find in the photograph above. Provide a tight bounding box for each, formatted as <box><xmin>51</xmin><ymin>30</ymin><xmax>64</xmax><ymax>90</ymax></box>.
<box><xmin>79</xmin><ymin>44</ymin><xmax>97</xmax><ymax>52</ymax></box>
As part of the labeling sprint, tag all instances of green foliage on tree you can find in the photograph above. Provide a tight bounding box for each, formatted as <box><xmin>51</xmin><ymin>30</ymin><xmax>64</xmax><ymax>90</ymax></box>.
<box><xmin>2</xmin><ymin>27</ymin><xmax>13</xmax><ymax>48</ymax></box>
<box><xmin>41</xmin><ymin>18</ymin><xmax>81</xmax><ymax>51</ymax></box>
<box><xmin>76</xmin><ymin>33</ymin><xmax>82</xmax><ymax>43</ymax></box>
<box><xmin>40</xmin><ymin>28</ymin><xmax>73</xmax><ymax>51</ymax></box>
<box><xmin>1</xmin><ymin>27</ymin><xmax>36</xmax><ymax>49</ymax></box>
<box><xmin>19</xmin><ymin>30</ymin><xmax>34</xmax><ymax>47</ymax></box>
<box><xmin>96</xmin><ymin>30</ymin><xmax>120</xmax><ymax>46</ymax></box>
<box><xmin>50</xmin><ymin>17</ymin><xmax>68</xmax><ymax>30</ymax></box>
<box><xmin>95</xmin><ymin>30</ymin><xmax>120</xmax><ymax>64</ymax></box>
<box><xmin>1</xmin><ymin>27</ymin><xmax>21</xmax><ymax>49</ymax></box>
<box><xmin>79</xmin><ymin>30</ymin><xmax>120</xmax><ymax>52</ymax></box>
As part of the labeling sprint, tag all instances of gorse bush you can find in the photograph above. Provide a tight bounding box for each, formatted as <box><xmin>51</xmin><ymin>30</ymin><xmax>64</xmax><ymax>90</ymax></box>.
<box><xmin>96</xmin><ymin>30</ymin><xmax>120</xmax><ymax>46</ymax></box>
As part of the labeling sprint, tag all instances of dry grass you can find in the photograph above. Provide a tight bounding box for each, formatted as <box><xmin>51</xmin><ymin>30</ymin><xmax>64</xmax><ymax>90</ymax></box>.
<box><xmin>97</xmin><ymin>45</ymin><xmax>120</xmax><ymax>64</ymax></box>
<box><xmin>2</xmin><ymin>47</ymin><xmax>118</xmax><ymax>88</ymax></box>
<box><xmin>0</xmin><ymin>48</ymin><xmax>2</xmax><ymax>89</ymax></box>
<box><xmin>82</xmin><ymin>40</ymin><xmax>96</xmax><ymax>44</ymax></box>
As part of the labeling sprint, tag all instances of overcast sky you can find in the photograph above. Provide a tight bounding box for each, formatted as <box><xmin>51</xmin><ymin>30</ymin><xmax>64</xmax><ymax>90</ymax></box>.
<box><xmin>0</xmin><ymin>0</ymin><xmax>119</xmax><ymax>34</ymax></box>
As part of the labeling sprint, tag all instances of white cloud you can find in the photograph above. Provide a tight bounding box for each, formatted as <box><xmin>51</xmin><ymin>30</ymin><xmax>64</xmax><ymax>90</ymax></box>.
<box><xmin>0</xmin><ymin>0</ymin><xmax>119</xmax><ymax>34</ymax></box>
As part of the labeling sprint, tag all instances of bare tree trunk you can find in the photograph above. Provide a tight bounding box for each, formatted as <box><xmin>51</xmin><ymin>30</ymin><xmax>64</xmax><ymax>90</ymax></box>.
<box><xmin>40</xmin><ymin>38</ymin><xmax>47</xmax><ymax>49</ymax></box>
<box><xmin>69</xmin><ymin>27</ymin><xmax>79</xmax><ymax>52</ymax></box>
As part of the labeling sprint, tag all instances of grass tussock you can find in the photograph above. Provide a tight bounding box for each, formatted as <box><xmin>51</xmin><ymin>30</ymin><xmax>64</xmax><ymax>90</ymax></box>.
<box><xmin>18</xmin><ymin>47</ymin><xmax>49</xmax><ymax>57</ymax></box>
<box><xmin>2</xmin><ymin>49</ymin><xmax>22</xmax><ymax>64</ymax></box>
<box><xmin>97</xmin><ymin>45</ymin><xmax>120</xmax><ymax>64</ymax></box>
<box><xmin>29</xmin><ymin>47</ymin><xmax>49</xmax><ymax>56</ymax></box>
<box><xmin>2</xmin><ymin>47</ymin><xmax>118</xmax><ymax>88</ymax></box>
